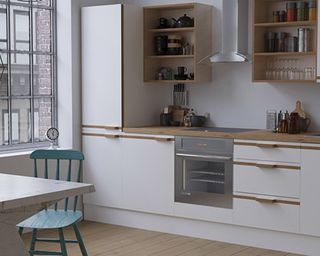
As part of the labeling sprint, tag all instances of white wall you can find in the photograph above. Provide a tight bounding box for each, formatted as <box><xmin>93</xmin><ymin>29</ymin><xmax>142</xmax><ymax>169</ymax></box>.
<box><xmin>140</xmin><ymin>0</ymin><xmax>320</xmax><ymax>130</ymax></box>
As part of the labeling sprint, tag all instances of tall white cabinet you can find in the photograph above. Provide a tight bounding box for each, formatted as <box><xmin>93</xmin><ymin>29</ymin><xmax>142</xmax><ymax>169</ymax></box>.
<box><xmin>81</xmin><ymin>5</ymin><xmax>123</xmax><ymax>128</ymax></box>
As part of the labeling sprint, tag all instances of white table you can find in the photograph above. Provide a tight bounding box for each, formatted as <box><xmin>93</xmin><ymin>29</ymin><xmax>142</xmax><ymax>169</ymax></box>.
<box><xmin>0</xmin><ymin>173</ymin><xmax>95</xmax><ymax>256</ymax></box>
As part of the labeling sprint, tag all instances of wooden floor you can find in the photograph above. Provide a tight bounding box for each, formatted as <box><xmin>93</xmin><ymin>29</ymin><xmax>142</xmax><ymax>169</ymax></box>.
<box><xmin>22</xmin><ymin>221</ymin><xmax>301</xmax><ymax>256</ymax></box>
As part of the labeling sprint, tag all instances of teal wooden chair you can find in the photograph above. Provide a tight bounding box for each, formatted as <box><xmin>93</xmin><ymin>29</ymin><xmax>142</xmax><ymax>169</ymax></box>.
<box><xmin>17</xmin><ymin>149</ymin><xmax>88</xmax><ymax>256</ymax></box>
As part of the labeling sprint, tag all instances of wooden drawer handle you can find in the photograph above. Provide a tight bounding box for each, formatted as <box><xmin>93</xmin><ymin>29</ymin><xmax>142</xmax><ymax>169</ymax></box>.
<box><xmin>82</xmin><ymin>125</ymin><xmax>120</xmax><ymax>130</ymax></box>
<box><xmin>255</xmin><ymin>163</ymin><xmax>277</xmax><ymax>169</ymax></box>
<box><xmin>82</xmin><ymin>133</ymin><xmax>120</xmax><ymax>139</ymax></box>
<box><xmin>119</xmin><ymin>135</ymin><xmax>175</xmax><ymax>142</ymax></box>
<box><xmin>255</xmin><ymin>197</ymin><xmax>277</xmax><ymax>204</ymax></box>
<box><xmin>255</xmin><ymin>143</ymin><xmax>278</xmax><ymax>148</ymax></box>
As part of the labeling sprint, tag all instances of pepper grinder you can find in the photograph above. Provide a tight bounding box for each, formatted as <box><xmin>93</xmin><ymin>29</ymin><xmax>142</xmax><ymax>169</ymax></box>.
<box><xmin>277</xmin><ymin>110</ymin><xmax>289</xmax><ymax>133</ymax></box>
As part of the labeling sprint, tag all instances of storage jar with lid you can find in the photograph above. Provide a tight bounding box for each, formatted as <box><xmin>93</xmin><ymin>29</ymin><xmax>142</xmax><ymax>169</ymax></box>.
<box><xmin>287</xmin><ymin>2</ymin><xmax>297</xmax><ymax>21</ymax></box>
<box><xmin>308</xmin><ymin>0</ymin><xmax>317</xmax><ymax>20</ymax></box>
<box><xmin>265</xmin><ymin>32</ymin><xmax>275</xmax><ymax>52</ymax></box>
<box><xmin>297</xmin><ymin>2</ymin><xmax>307</xmax><ymax>21</ymax></box>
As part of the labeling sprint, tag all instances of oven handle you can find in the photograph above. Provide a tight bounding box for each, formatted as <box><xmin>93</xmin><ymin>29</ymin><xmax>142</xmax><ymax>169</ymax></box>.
<box><xmin>176</xmin><ymin>153</ymin><xmax>232</xmax><ymax>161</ymax></box>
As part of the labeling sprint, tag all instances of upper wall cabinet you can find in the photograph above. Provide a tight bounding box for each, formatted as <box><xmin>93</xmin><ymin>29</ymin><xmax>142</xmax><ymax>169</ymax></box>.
<box><xmin>252</xmin><ymin>0</ymin><xmax>317</xmax><ymax>83</ymax></box>
<box><xmin>143</xmin><ymin>3</ymin><xmax>212</xmax><ymax>84</ymax></box>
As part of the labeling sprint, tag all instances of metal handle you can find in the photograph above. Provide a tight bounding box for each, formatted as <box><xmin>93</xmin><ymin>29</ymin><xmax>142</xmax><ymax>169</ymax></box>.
<box><xmin>82</xmin><ymin>133</ymin><xmax>120</xmax><ymax>139</ymax></box>
<box><xmin>176</xmin><ymin>153</ymin><xmax>232</xmax><ymax>161</ymax></box>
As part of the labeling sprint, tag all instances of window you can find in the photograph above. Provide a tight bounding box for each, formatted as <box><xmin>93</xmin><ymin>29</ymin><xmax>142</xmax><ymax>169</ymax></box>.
<box><xmin>0</xmin><ymin>0</ymin><xmax>56</xmax><ymax>149</ymax></box>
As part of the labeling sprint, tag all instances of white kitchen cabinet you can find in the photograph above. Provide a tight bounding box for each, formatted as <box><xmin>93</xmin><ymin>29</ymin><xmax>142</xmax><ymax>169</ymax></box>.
<box><xmin>81</xmin><ymin>5</ymin><xmax>122</xmax><ymax>127</ymax></box>
<box><xmin>121</xmin><ymin>136</ymin><xmax>175</xmax><ymax>215</ymax></box>
<box><xmin>300</xmin><ymin>145</ymin><xmax>320</xmax><ymax>236</ymax></box>
<box><xmin>82</xmin><ymin>133</ymin><xmax>124</xmax><ymax>209</ymax></box>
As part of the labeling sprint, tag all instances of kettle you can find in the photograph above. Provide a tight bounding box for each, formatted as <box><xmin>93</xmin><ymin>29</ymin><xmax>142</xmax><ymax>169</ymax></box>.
<box><xmin>172</xmin><ymin>14</ymin><xmax>194</xmax><ymax>28</ymax></box>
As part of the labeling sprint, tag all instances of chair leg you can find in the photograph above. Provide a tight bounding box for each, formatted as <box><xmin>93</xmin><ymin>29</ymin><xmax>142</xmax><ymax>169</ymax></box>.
<box><xmin>72</xmin><ymin>224</ymin><xmax>88</xmax><ymax>256</ymax></box>
<box><xmin>58</xmin><ymin>228</ymin><xmax>68</xmax><ymax>256</ymax></box>
<box><xmin>18</xmin><ymin>227</ymin><xmax>23</xmax><ymax>236</ymax></box>
<box><xmin>29</xmin><ymin>229</ymin><xmax>37</xmax><ymax>256</ymax></box>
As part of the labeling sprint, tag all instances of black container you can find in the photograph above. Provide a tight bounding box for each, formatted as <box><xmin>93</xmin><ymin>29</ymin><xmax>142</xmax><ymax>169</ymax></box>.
<box><xmin>160</xmin><ymin>113</ymin><xmax>172</xmax><ymax>126</ymax></box>
<box><xmin>265</xmin><ymin>32</ymin><xmax>275</xmax><ymax>52</ymax></box>
<box><xmin>279</xmin><ymin>10</ymin><xmax>286</xmax><ymax>22</ymax></box>
<box><xmin>285</xmin><ymin>36</ymin><xmax>298</xmax><ymax>52</ymax></box>
<box><xmin>154</xmin><ymin>36</ymin><xmax>168</xmax><ymax>55</ymax></box>
<box><xmin>275</xmin><ymin>32</ymin><xmax>287</xmax><ymax>52</ymax></box>
<box><xmin>190</xmin><ymin>115</ymin><xmax>206</xmax><ymax>127</ymax></box>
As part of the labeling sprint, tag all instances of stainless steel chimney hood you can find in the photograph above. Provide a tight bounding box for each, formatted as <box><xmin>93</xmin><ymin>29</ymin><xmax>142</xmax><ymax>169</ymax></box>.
<box><xmin>210</xmin><ymin>0</ymin><xmax>251</xmax><ymax>63</ymax></box>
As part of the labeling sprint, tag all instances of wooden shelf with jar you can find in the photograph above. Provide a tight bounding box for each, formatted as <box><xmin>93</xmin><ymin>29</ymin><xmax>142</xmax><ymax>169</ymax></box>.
<box><xmin>252</xmin><ymin>0</ymin><xmax>318</xmax><ymax>83</ymax></box>
<box><xmin>143</xmin><ymin>3</ymin><xmax>212</xmax><ymax>84</ymax></box>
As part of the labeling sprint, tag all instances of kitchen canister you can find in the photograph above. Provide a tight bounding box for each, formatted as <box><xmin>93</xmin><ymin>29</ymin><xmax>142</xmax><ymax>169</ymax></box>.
<box><xmin>167</xmin><ymin>35</ymin><xmax>182</xmax><ymax>55</ymax></box>
<box><xmin>308</xmin><ymin>0</ymin><xmax>317</xmax><ymax>20</ymax></box>
<box><xmin>298</xmin><ymin>28</ymin><xmax>311</xmax><ymax>52</ymax></box>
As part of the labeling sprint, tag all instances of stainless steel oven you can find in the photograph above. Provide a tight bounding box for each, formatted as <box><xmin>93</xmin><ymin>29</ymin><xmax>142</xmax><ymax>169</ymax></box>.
<box><xmin>175</xmin><ymin>137</ymin><xmax>233</xmax><ymax>209</ymax></box>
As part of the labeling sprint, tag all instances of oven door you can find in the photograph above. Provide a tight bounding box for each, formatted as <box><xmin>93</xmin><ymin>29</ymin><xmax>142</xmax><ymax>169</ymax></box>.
<box><xmin>175</xmin><ymin>153</ymin><xmax>233</xmax><ymax>209</ymax></box>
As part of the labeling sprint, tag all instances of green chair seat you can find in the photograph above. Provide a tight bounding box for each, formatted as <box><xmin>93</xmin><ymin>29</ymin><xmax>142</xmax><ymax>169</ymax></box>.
<box><xmin>17</xmin><ymin>209</ymin><xmax>82</xmax><ymax>229</ymax></box>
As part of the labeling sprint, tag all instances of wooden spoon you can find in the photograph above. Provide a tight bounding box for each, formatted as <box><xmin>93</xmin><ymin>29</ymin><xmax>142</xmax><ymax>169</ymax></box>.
<box><xmin>294</xmin><ymin>100</ymin><xmax>306</xmax><ymax>118</ymax></box>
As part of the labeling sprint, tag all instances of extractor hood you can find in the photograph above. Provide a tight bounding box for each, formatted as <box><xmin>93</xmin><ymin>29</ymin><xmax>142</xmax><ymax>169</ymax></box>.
<box><xmin>210</xmin><ymin>0</ymin><xmax>251</xmax><ymax>63</ymax></box>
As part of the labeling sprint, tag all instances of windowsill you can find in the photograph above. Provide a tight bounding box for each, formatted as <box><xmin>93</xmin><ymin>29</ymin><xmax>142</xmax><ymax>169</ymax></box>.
<box><xmin>0</xmin><ymin>143</ymin><xmax>58</xmax><ymax>158</ymax></box>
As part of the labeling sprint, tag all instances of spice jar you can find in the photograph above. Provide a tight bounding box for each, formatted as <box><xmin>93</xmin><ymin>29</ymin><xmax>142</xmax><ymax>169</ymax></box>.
<box><xmin>308</xmin><ymin>0</ymin><xmax>317</xmax><ymax>20</ymax></box>
<box><xmin>297</xmin><ymin>1</ymin><xmax>307</xmax><ymax>21</ymax></box>
<box><xmin>273</xmin><ymin>11</ymin><xmax>280</xmax><ymax>22</ymax></box>
<box><xmin>287</xmin><ymin>2</ymin><xmax>297</xmax><ymax>22</ymax></box>
<box><xmin>279</xmin><ymin>10</ymin><xmax>286</xmax><ymax>22</ymax></box>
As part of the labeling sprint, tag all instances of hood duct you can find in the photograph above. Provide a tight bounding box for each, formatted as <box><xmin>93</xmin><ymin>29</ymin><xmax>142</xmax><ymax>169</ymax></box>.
<box><xmin>210</xmin><ymin>0</ymin><xmax>251</xmax><ymax>63</ymax></box>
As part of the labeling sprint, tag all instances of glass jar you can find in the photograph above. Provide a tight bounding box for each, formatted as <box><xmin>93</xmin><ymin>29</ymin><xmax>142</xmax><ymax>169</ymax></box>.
<box><xmin>287</xmin><ymin>2</ymin><xmax>297</xmax><ymax>22</ymax></box>
<box><xmin>308</xmin><ymin>0</ymin><xmax>317</xmax><ymax>20</ymax></box>
<box><xmin>297</xmin><ymin>1</ymin><xmax>307</xmax><ymax>21</ymax></box>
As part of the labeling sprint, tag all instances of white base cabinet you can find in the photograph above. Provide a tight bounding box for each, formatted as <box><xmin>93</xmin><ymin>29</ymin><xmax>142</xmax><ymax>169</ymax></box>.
<box><xmin>83</xmin><ymin>133</ymin><xmax>123</xmax><ymax>208</ymax></box>
<box><xmin>300</xmin><ymin>145</ymin><xmax>320</xmax><ymax>237</ymax></box>
<box><xmin>83</xmin><ymin>132</ymin><xmax>175</xmax><ymax>216</ymax></box>
<box><xmin>122</xmin><ymin>138</ymin><xmax>174</xmax><ymax>215</ymax></box>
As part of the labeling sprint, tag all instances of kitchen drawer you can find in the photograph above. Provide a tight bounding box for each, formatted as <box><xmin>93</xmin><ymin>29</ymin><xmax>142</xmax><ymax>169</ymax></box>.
<box><xmin>234</xmin><ymin>162</ymin><xmax>300</xmax><ymax>198</ymax></box>
<box><xmin>234</xmin><ymin>140</ymin><xmax>301</xmax><ymax>163</ymax></box>
<box><xmin>176</xmin><ymin>137</ymin><xmax>233</xmax><ymax>154</ymax></box>
<box><xmin>233</xmin><ymin>194</ymin><xmax>300</xmax><ymax>233</ymax></box>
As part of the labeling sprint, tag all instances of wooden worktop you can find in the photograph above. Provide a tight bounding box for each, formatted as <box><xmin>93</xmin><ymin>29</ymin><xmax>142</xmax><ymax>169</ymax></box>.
<box><xmin>123</xmin><ymin>126</ymin><xmax>320</xmax><ymax>144</ymax></box>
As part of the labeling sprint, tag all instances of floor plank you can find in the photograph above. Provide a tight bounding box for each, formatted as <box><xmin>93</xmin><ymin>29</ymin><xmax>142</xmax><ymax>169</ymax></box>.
<box><xmin>21</xmin><ymin>220</ymin><xmax>302</xmax><ymax>256</ymax></box>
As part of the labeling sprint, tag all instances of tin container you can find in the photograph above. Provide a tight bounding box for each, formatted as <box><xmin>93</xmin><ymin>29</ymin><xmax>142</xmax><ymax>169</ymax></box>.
<box><xmin>308</xmin><ymin>0</ymin><xmax>317</xmax><ymax>20</ymax></box>
<box><xmin>297</xmin><ymin>1</ymin><xmax>307</xmax><ymax>21</ymax></box>
<box><xmin>285</xmin><ymin>36</ymin><xmax>298</xmax><ymax>52</ymax></box>
<box><xmin>298</xmin><ymin>28</ymin><xmax>311</xmax><ymax>52</ymax></box>
<box><xmin>265</xmin><ymin>32</ymin><xmax>275</xmax><ymax>52</ymax></box>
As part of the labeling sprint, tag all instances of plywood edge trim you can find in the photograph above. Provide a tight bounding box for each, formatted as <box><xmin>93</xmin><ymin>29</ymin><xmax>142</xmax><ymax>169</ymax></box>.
<box><xmin>233</xmin><ymin>194</ymin><xmax>300</xmax><ymax>206</ymax></box>
<box><xmin>234</xmin><ymin>142</ymin><xmax>301</xmax><ymax>149</ymax></box>
<box><xmin>233</xmin><ymin>161</ymin><xmax>301</xmax><ymax>170</ymax></box>
<box><xmin>82</xmin><ymin>125</ymin><xmax>121</xmax><ymax>130</ymax></box>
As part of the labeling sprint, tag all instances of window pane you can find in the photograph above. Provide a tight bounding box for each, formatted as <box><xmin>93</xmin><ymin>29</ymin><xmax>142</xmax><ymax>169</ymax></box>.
<box><xmin>11</xmin><ymin>6</ymin><xmax>30</xmax><ymax>51</ymax></box>
<box><xmin>34</xmin><ymin>0</ymin><xmax>52</xmax><ymax>7</ymax></box>
<box><xmin>0</xmin><ymin>53</ymin><xmax>8</xmax><ymax>96</ymax></box>
<box><xmin>33</xmin><ymin>8</ymin><xmax>52</xmax><ymax>52</ymax></box>
<box><xmin>34</xmin><ymin>97</ymin><xmax>52</xmax><ymax>142</ymax></box>
<box><xmin>0</xmin><ymin>5</ymin><xmax>7</xmax><ymax>50</ymax></box>
<box><xmin>12</xmin><ymin>99</ymin><xmax>31</xmax><ymax>144</ymax></box>
<box><xmin>0</xmin><ymin>100</ymin><xmax>8</xmax><ymax>146</ymax></box>
<box><xmin>11</xmin><ymin>53</ymin><xmax>30</xmax><ymax>96</ymax></box>
<box><xmin>33</xmin><ymin>54</ymin><xmax>52</xmax><ymax>95</ymax></box>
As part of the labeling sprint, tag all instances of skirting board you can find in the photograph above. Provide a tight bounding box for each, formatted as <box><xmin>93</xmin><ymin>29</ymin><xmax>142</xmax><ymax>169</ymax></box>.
<box><xmin>84</xmin><ymin>204</ymin><xmax>320</xmax><ymax>256</ymax></box>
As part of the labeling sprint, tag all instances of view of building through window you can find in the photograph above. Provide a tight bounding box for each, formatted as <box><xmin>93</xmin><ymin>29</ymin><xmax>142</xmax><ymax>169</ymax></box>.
<box><xmin>0</xmin><ymin>0</ymin><xmax>56</xmax><ymax>147</ymax></box>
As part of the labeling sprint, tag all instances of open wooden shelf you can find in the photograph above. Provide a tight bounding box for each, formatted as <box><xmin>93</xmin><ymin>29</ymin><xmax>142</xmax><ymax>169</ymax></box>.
<box><xmin>254</xmin><ymin>21</ymin><xmax>317</xmax><ymax>28</ymax></box>
<box><xmin>143</xmin><ymin>3</ymin><xmax>212</xmax><ymax>84</ymax></box>
<box><xmin>147</xmin><ymin>27</ymin><xmax>195</xmax><ymax>33</ymax></box>
<box><xmin>254</xmin><ymin>52</ymin><xmax>317</xmax><ymax>56</ymax></box>
<box><xmin>146</xmin><ymin>55</ymin><xmax>194</xmax><ymax>59</ymax></box>
<box><xmin>252</xmin><ymin>0</ymin><xmax>317</xmax><ymax>83</ymax></box>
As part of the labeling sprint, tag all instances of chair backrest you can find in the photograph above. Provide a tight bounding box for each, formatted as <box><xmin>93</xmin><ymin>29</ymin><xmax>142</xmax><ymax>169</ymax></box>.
<box><xmin>30</xmin><ymin>149</ymin><xmax>85</xmax><ymax>212</ymax></box>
